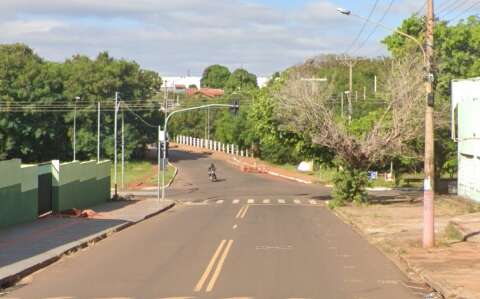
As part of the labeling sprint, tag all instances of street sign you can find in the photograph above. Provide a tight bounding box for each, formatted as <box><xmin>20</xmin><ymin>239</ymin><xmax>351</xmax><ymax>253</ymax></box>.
<box><xmin>159</xmin><ymin>130</ymin><xmax>166</xmax><ymax>142</ymax></box>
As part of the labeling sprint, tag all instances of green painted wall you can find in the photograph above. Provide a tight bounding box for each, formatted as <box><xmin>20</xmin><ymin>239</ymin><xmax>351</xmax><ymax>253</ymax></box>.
<box><xmin>52</xmin><ymin>160</ymin><xmax>111</xmax><ymax>212</ymax></box>
<box><xmin>0</xmin><ymin>160</ymin><xmax>38</xmax><ymax>228</ymax></box>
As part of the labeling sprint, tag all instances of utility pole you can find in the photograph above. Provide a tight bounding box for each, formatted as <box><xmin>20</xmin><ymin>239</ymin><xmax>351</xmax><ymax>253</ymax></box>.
<box><xmin>341</xmin><ymin>92</ymin><xmax>344</xmax><ymax>118</ymax></box>
<box><xmin>207</xmin><ymin>107</ymin><xmax>210</xmax><ymax>140</ymax></box>
<box><xmin>374</xmin><ymin>75</ymin><xmax>377</xmax><ymax>94</ymax></box>
<box><xmin>363</xmin><ymin>86</ymin><xmax>366</xmax><ymax>100</ymax></box>
<box><xmin>423</xmin><ymin>0</ymin><xmax>435</xmax><ymax>248</ymax></box>
<box><xmin>114</xmin><ymin>92</ymin><xmax>119</xmax><ymax>199</ymax></box>
<box><xmin>121</xmin><ymin>110</ymin><xmax>125</xmax><ymax>190</ymax></box>
<box><xmin>73</xmin><ymin>96</ymin><xmax>80</xmax><ymax>161</ymax></box>
<box><xmin>97</xmin><ymin>101</ymin><xmax>101</xmax><ymax>162</ymax></box>
<box><xmin>339</xmin><ymin>58</ymin><xmax>356</xmax><ymax>122</ymax></box>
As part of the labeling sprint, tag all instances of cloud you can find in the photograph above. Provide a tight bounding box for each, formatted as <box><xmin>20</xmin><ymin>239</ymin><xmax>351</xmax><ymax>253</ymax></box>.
<box><xmin>0</xmin><ymin>0</ymin><xmax>386</xmax><ymax>76</ymax></box>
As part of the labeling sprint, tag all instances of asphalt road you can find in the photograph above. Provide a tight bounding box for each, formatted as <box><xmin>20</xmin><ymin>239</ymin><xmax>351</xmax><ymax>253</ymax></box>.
<box><xmin>4</xmin><ymin>149</ymin><xmax>425</xmax><ymax>299</ymax></box>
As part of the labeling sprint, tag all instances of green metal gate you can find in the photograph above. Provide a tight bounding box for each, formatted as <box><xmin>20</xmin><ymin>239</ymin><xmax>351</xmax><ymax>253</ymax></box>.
<box><xmin>38</xmin><ymin>163</ymin><xmax>53</xmax><ymax>216</ymax></box>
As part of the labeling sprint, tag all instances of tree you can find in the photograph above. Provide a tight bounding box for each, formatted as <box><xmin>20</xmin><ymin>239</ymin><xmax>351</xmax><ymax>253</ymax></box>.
<box><xmin>200</xmin><ymin>65</ymin><xmax>231</xmax><ymax>89</ymax></box>
<box><xmin>383</xmin><ymin>15</ymin><xmax>480</xmax><ymax>178</ymax></box>
<box><xmin>224</xmin><ymin>68</ymin><xmax>258</xmax><ymax>92</ymax></box>
<box><xmin>0</xmin><ymin>44</ymin><xmax>162</xmax><ymax>162</ymax></box>
<box><xmin>274</xmin><ymin>55</ymin><xmax>425</xmax><ymax>204</ymax></box>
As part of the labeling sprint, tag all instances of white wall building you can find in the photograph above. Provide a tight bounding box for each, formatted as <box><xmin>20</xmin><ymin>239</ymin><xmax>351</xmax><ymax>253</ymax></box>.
<box><xmin>451</xmin><ymin>78</ymin><xmax>480</xmax><ymax>202</ymax></box>
<box><xmin>162</xmin><ymin>76</ymin><xmax>202</xmax><ymax>90</ymax></box>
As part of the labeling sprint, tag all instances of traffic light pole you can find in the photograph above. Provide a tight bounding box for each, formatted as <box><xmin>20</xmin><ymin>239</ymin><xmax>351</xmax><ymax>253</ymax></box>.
<box><xmin>160</xmin><ymin>103</ymin><xmax>239</xmax><ymax>201</ymax></box>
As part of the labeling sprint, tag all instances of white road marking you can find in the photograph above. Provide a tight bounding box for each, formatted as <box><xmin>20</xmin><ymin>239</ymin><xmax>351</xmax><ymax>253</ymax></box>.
<box><xmin>263</xmin><ymin>199</ymin><xmax>270</xmax><ymax>204</ymax></box>
<box><xmin>278</xmin><ymin>199</ymin><xmax>286</xmax><ymax>204</ymax></box>
<box><xmin>294</xmin><ymin>199</ymin><xmax>301</xmax><ymax>204</ymax></box>
<box><xmin>233</xmin><ymin>224</ymin><xmax>238</xmax><ymax>230</ymax></box>
<box><xmin>309</xmin><ymin>200</ymin><xmax>317</xmax><ymax>205</ymax></box>
<box><xmin>232</xmin><ymin>199</ymin><xmax>240</xmax><ymax>204</ymax></box>
<box><xmin>202</xmin><ymin>200</ymin><xmax>209</xmax><ymax>205</ymax></box>
<box><xmin>247</xmin><ymin>199</ymin><xmax>255</xmax><ymax>204</ymax></box>
<box><xmin>216</xmin><ymin>200</ymin><xmax>224</xmax><ymax>204</ymax></box>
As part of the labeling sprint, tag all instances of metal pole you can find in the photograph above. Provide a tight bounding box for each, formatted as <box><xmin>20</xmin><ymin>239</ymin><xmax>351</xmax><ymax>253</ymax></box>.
<box><xmin>348</xmin><ymin>62</ymin><xmax>353</xmax><ymax>122</ymax></box>
<box><xmin>374</xmin><ymin>75</ymin><xmax>377</xmax><ymax>94</ymax></box>
<box><xmin>423</xmin><ymin>0</ymin><xmax>435</xmax><ymax>248</ymax></box>
<box><xmin>121</xmin><ymin>111</ymin><xmax>125</xmax><ymax>190</ymax></box>
<box><xmin>341</xmin><ymin>92</ymin><xmax>344</xmax><ymax>118</ymax></box>
<box><xmin>157</xmin><ymin>126</ymin><xmax>161</xmax><ymax>201</ymax></box>
<box><xmin>97</xmin><ymin>101</ymin><xmax>100</xmax><ymax>162</ymax></box>
<box><xmin>114</xmin><ymin>92</ymin><xmax>119</xmax><ymax>198</ymax></box>
<box><xmin>207</xmin><ymin>106</ymin><xmax>210</xmax><ymax>140</ymax></box>
<box><xmin>73</xmin><ymin>98</ymin><xmax>77</xmax><ymax>161</ymax></box>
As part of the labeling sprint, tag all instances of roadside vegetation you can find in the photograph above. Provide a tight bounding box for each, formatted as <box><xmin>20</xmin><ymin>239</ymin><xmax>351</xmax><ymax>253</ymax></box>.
<box><xmin>110</xmin><ymin>161</ymin><xmax>176</xmax><ymax>189</ymax></box>
<box><xmin>169</xmin><ymin>15</ymin><xmax>480</xmax><ymax>206</ymax></box>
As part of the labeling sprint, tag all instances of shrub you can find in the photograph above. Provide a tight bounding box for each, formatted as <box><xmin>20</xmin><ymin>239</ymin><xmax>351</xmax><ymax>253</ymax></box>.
<box><xmin>331</xmin><ymin>168</ymin><xmax>369</xmax><ymax>206</ymax></box>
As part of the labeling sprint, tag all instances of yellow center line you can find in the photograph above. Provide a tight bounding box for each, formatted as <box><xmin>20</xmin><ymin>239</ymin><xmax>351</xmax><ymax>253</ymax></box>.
<box><xmin>206</xmin><ymin>239</ymin><xmax>234</xmax><ymax>292</ymax></box>
<box><xmin>194</xmin><ymin>240</ymin><xmax>226</xmax><ymax>292</ymax></box>
<box><xmin>235</xmin><ymin>205</ymin><xmax>246</xmax><ymax>219</ymax></box>
<box><xmin>240</xmin><ymin>204</ymin><xmax>250</xmax><ymax>219</ymax></box>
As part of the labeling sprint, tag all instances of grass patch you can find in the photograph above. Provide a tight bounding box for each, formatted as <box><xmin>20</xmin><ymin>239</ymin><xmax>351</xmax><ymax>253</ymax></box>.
<box><xmin>110</xmin><ymin>160</ymin><xmax>175</xmax><ymax>188</ymax></box>
<box><xmin>442</xmin><ymin>222</ymin><xmax>464</xmax><ymax>242</ymax></box>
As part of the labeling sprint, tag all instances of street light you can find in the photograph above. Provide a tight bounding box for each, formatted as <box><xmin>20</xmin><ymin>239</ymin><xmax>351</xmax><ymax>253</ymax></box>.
<box><xmin>73</xmin><ymin>96</ymin><xmax>80</xmax><ymax>161</ymax></box>
<box><xmin>336</xmin><ymin>7</ymin><xmax>427</xmax><ymax>63</ymax></box>
<box><xmin>337</xmin><ymin>6</ymin><xmax>435</xmax><ymax>248</ymax></box>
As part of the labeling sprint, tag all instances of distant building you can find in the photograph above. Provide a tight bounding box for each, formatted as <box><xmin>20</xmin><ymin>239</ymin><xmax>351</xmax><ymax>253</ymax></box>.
<box><xmin>162</xmin><ymin>76</ymin><xmax>201</xmax><ymax>91</ymax></box>
<box><xmin>186</xmin><ymin>88</ymin><xmax>224</xmax><ymax>98</ymax></box>
<box><xmin>257</xmin><ymin>77</ymin><xmax>271</xmax><ymax>88</ymax></box>
<box><xmin>451</xmin><ymin>78</ymin><xmax>480</xmax><ymax>202</ymax></box>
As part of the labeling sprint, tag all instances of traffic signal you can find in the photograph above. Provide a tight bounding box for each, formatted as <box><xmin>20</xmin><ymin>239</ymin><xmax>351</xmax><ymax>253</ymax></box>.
<box><xmin>230</xmin><ymin>99</ymin><xmax>240</xmax><ymax>116</ymax></box>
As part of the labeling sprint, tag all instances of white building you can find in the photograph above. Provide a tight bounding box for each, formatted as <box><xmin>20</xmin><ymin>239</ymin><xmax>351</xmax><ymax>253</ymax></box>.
<box><xmin>451</xmin><ymin>78</ymin><xmax>480</xmax><ymax>202</ymax></box>
<box><xmin>162</xmin><ymin>76</ymin><xmax>202</xmax><ymax>90</ymax></box>
<box><xmin>257</xmin><ymin>77</ymin><xmax>271</xmax><ymax>88</ymax></box>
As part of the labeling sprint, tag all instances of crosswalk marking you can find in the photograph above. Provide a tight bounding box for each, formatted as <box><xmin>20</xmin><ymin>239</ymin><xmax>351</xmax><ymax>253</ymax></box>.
<box><xmin>184</xmin><ymin>198</ymin><xmax>321</xmax><ymax>206</ymax></box>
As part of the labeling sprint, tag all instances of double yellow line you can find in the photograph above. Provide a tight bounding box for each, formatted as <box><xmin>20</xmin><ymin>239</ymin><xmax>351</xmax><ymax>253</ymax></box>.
<box><xmin>235</xmin><ymin>205</ymin><xmax>249</xmax><ymax>219</ymax></box>
<box><xmin>194</xmin><ymin>239</ymin><xmax>234</xmax><ymax>293</ymax></box>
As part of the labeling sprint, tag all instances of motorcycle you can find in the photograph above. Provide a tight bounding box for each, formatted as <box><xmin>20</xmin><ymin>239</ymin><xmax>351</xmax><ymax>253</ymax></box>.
<box><xmin>208</xmin><ymin>168</ymin><xmax>217</xmax><ymax>182</ymax></box>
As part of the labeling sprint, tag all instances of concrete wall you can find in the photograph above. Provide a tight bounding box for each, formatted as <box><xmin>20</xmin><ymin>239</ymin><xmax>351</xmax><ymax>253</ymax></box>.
<box><xmin>0</xmin><ymin>159</ymin><xmax>38</xmax><ymax>228</ymax></box>
<box><xmin>52</xmin><ymin>160</ymin><xmax>111</xmax><ymax>212</ymax></box>
<box><xmin>452</xmin><ymin>78</ymin><xmax>480</xmax><ymax>202</ymax></box>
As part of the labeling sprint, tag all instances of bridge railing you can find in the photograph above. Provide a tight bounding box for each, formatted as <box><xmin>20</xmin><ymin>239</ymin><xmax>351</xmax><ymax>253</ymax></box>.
<box><xmin>175</xmin><ymin>135</ymin><xmax>251</xmax><ymax>158</ymax></box>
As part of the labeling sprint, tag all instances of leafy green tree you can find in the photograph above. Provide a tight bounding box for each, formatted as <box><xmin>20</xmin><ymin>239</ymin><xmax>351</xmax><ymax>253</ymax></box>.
<box><xmin>200</xmin><ymin>65</ymin><xmax>231</xmax><ymax>89</ymax></box>
<box><xmin>224</xmin><ymin>68</ymin><xmax>258</xmax><ymax>92</ymax></box>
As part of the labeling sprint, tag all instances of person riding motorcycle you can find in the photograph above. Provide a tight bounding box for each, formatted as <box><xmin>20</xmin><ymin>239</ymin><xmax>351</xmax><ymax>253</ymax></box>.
<box><xmin>208</xmin><ymin>163</ymin><xmax>217</xmax><ymax>181</ymax></box>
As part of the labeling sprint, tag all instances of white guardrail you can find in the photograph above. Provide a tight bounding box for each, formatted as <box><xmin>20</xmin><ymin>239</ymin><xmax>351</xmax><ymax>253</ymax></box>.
<box><xmin>175</xmin><ymin>135</ymin><xmax>252</xmax><ymax>158</ymax></box>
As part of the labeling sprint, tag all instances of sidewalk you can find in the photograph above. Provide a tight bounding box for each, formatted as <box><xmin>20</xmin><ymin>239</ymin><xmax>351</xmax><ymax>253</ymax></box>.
<box><xmin>334</xmin><ymin>195</ymin><xmax>480</xmax><ymax>299</ymax></box>
<box><xmin>0</xmin><ymin>198</ymin><xmax>174</xmax><ymax>288</ymax></box>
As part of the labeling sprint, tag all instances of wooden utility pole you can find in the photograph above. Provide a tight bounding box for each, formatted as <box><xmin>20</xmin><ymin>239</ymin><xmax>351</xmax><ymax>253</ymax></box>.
<box><xmin>348</xmin><ymin>61</ymin><xmax>353</xmax><ymax>121</ymax></box>
<box><xmin>423</xmin><ymin>0</ymin><xmax>435</xmax><ymax>248</ymax></box>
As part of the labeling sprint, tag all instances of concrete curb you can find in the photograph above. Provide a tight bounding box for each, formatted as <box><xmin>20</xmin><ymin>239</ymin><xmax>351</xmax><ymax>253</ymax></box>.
<box><xmin>0</xmin><ymin>201</ymin><xmax>175</xmax><ymax>289</ymax></box>
<box><xmin>332</xmin><ymin>207</ymin><xmax>455</xmax><ymax>299</ymax></box>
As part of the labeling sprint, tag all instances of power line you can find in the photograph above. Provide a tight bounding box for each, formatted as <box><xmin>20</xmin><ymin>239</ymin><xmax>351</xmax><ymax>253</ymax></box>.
<box><xmin>438</xmin><ymin>0</ymin><xmax>472</xmax><ymax>18</ymax></box>
<box><xmin>351</xmin><ymin>0</ymin><xmax>395</xmax><ymax>55</ymax></box>
<box><xmin>447</xmin><ymin>1</ymin><xmax>480</xmax><ymax>21</ymax></box>
<box><xmin>344</xmin><ymin>0</ymin><xmax>381</xmax><ymax>55</ymax></box>
<box><xmin>122</xmin><ymin>102</ymin><xmax>158</xmax><ymax>128</ymax></box>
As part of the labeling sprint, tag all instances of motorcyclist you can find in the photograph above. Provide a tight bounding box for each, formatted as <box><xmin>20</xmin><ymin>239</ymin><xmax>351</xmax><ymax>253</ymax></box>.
<box><xmin>208</xmin><ymin>163</ymin><xmax>216</xmax><ymax>173</ymax></box>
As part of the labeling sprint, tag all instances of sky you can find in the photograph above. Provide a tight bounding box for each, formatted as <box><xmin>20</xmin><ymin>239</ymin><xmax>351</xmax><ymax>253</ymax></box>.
<box><xmin>0</xmin><ymin>0</ymin><xmax>477</xmax><ymax>77</ymax></box>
